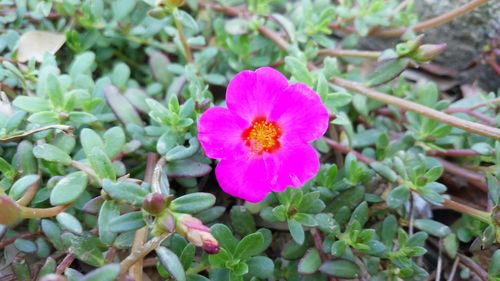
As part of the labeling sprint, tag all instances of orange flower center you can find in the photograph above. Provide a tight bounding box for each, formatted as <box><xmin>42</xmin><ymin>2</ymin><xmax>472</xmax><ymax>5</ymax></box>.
<box><xmin>242</xmin><ymin>118</ymin><xmax>281</xmax><ymax>153</ymax></box>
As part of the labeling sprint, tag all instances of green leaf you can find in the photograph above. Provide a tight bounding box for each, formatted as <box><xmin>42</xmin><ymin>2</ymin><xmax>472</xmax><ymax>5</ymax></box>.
<box><xmin>98</xmin><ymin>201</ymin><xmax>120</xmax><ymax>245</ymax></box>
<box><xmin>387</xmin><ymin>185</ymin><xmax>409</xmax><ymax>209</ymax></box>
<box><xmin>424</xmin><ymin>166</ymin><xmax>443</xmax><ymax>183</ymax></box>
<box><xmin>69</xmin><ymin>52</ymin><xmax>95</xmax><ymax>78</ymax></box>
<box><xmin>14</xmin><ymin>239</ymin><xmax>37</xmax><ymax>253</ymax></box>
<box><xmin>45</xmin><ymin>73</ymin><xmax>64</xmax><ymax>109</ymax></box>
<box><xmin>370</xmin><ymin>162</ymin><xmax>397</xmax><ymax>182</ymax></box>
<box><xmin>103</xmin><ymin>126</ymin><xmax>126</xmax><ymax>158</ymax></box>
<box><xmin>349</xmin><ymin>201</ymin><xmax>369</xmax><ymax>227</ymax></box>
<box><xmin>41</xmin><ymin>219</ymin><xmax>64</xmax><ymax>250</ymax></box>
<box><xmin>62</xmin><ymin>233</ymin><xmax>106</xmax><ymax>267</ymax></box>
<box><xmin>9</xmin><ymin>174</ymin><xmax>39</xmax><ymax>200</ymax></box>
<box><xmin>50</xmin><ymin>171</ymin><xmax>88</xmax><ymax>205</ymax></box>
<box><xmin>56</xmin><ymin>212</ymin><xmax>83</xmax><ymax>234</ymax></box>
<box><xmin>180</xmin><ymin>244</ymin><xmax>195</xmax><ymax>270</ymax></box>
<box><xmin>109</xmin><ymin>211</ymin><xmax>145</xmax><ymax>232</ymax></box>
<box><xmin>27</xmin><ymin>111</ymin><xmax>60</xmax><ymax>124</ymax></box>
<box><xmin>443</xmin><ymin>233</ymin><xmax>458</xmax><ymax>258</ymax></box>
<box><xmin>294</xmin><ymin>213</ymin><xmax>318</xmax><ymax>227</ymax></box>
<box><xmin>88</xmin><ymin>147</ymin><xmax>116</xmax><ymax>180</ymax></box>
<box><xmin>104</xmin><ymin>85</ymin><xmax>143</xmax><ymax>126</ymax></box>
<box><xmin>381</xmin><ymin>215</ymin><xmax>397</xmax><ymax>247</ymax></box>
<box><xmin>489</xmin><ymin>250</ymin><xmax>500</xmax><ymax>277</ymax></box>
<box><xmin>319</xmin><ymin>260</ymin><xmax>360</xmax><ymax>279</ymax></box>
<box><xmin>288</xmin><ymin>219</ymin><xmax>305</xmax><ymax>245</ymax></box>
<box><xmin>166</xmin><ymin>160</ymin><xmax>212</xmax><ymax>178</ymax></box>
<box><xmin>414</xmin><ymin>219</ymin><xmax>451</xmax><ymax>238</ymax></box>
<box><xmin>80</xmin><ymin>128</ymin><xmax>105</xmax><ymax>157</ymax></box>
<box><xmin>170</xmin><ymin>192</ymin><xmax>216</xmax><ymax>213</ymax></box>
<box><xmin>33</xmin><ymin>144</ymin><xmax>72</xmax><ymax>165</ymax></box>
<box><xmin>331</xmin><ymin>240</ymin><xmax>347</xmax><ymax>256</ymax></box>
<box><xmin>80</xmin><ymin>264</ymin><xmax>120</xmax><ymax>281</ymax></box>
<box><xmin>69</xmin><ymin>112</ymin><xmax>97</xmax><ymax>125</ymax></box>
<box><xmin>246</xmin><ymin>256</ymin><xmax>274</xmax><ymax>279</ymax></box>
<box><xmin>102</xmin><ymin>179</ymin><xmax>148</xmax><ymax>206</ymax></box>
<box><xmin>209</xmin><ymin>247</ymin><xmax>231</xmax><ymax>268</ymax></box>
<box><xmin>298</xmin><ymin>248</ymin><xmax>321</xmax><ymax>274</ymax></box>
<box><xmin>111</xmin><ymin>62</ymin><xmax>130</xmax><ymax>88</ymax></box>
<box><xmin>156</xmin><ymin>246</ymin><xmax>187</xmax><ymax>281</ymax></box>
<box><xmin>365</xmin><ymin>58</ymin><xmax>410</xmax><ymax>87</ymax></box>
<box><xmin>285</xmin><ymin>56</ymin><xmax>314</xmax><ymax>86</ymax></box>
<box><xmin>166</xmin><ymin>138</ymin><xmax>200</xmax><ymax>161</ymax></box>
<box><xmin>235</xmin><ymin>232</ymin><xmax>264</xmax><ymax>260</ymax></box>
<box><xmin>12</xmin><ymin>96</ymin><xmax>51</xmax><ymax>112</ymax></box>
<box><xmin>210</xmin><ymin>224</ymin><xmax>238</xmax><ymax>253</ymax></box>
<box><xmin>230</xmin><ymin>206</ymin><xmax>256</xmax><ymax>236</ymax></box>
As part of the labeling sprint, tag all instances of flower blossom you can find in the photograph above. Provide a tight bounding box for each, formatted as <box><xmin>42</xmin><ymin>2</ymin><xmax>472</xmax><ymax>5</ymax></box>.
<box><xmin>198</xmin><ymin>67</ymin><xmax>329</xmax><ymax>202</ymax></box>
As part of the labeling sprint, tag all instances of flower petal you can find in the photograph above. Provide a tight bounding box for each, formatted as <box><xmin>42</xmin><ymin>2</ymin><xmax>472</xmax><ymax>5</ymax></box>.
<box><xmin>198</xmin><ymin>106</ymin><xmax>249</xmax><ymax>159</ymax></box>
<box><xmin>226</xmin><ymin>67</ymin><xmax>289</xmax><ymax>121</ymax></box>
<box><xmin>266</xmin><ymin>142</ymin><xmax>320</xmax><ymax>192</ymax></box>
<box><xmin>215</xmin><ymin>157</ymin><xmax>272</xmax><ymax>203</ymax></box>
<box><xmin>269</xmin><ymin>82</ymin><xmax>329</xmax><ymax>142</ymax></box>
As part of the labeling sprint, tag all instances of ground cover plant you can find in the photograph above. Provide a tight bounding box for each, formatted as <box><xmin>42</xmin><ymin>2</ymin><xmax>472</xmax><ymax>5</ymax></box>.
<box><xmin>1</xmin><ymin>0</ymin><xmax>500</xmax><ymax>280</ymax></box>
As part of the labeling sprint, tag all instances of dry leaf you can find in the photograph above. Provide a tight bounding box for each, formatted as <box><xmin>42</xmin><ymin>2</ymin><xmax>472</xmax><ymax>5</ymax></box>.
<box><xmin>16</xmin><ymin>31</ymin><xmax>66</xmax><ymax>62</ymax></box>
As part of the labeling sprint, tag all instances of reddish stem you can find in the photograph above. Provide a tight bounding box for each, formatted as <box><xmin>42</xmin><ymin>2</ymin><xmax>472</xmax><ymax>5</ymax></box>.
<box><xmin>55</xmin><ymin>254</ymin><xmax>74</xmax><ymax>275</ymax></box>
<box><xmin>310</xmin><ymin>228</ymin><xmax>337</xmax><ymax>281</ymax></box>
<box><xmin>0</xmin><ymin>232</ymin><xmax>39</xmax><ymax>250</ymax></box>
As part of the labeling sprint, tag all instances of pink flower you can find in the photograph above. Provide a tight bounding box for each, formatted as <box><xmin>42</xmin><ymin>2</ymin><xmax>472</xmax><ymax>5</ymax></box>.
<box><xmin>198</xmin><ymin>67</ymin><xmax>329</xmax><ymax>202</ymax></box>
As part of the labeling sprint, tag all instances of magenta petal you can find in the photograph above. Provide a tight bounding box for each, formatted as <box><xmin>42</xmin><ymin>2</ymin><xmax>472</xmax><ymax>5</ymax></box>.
<box><xmin>226</xmin><ymin>67</ymin><xmax>289</xmax><ymax>121</ymax></box>
<box><xmin>269</xmin><ymin>82</ymin><xmax>329</xmax><ymax>142</ymax></box>
<box><xmin>215</xmin><ymin>157</ymin><xmax>272</xmax><ymax>203</ymax></box>
<box><xmin>266</xmin><ymin>142</ymin><xmax>320</xmax><ymax>192</ymax></box>
<box><xmin>198</xmin><ymin>106</ymin><xmax>249</xmax><ymax>159</ymax></box>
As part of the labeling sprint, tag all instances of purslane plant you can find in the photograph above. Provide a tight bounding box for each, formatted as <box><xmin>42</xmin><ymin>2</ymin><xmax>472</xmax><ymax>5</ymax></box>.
<box><xmin>0</xmin><ymin>0</ymin><xmax>499</xmax><ymax>280</ymax></box>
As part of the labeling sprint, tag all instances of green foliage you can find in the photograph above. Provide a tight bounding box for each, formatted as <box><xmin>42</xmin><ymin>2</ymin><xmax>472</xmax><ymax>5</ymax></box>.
<box><xmin>0</xmin><ymin>0</ymin><xmax>498</xmax><ymax>280</ymax></box>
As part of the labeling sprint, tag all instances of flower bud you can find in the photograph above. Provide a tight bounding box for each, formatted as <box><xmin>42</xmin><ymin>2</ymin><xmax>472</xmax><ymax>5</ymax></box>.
<box><xmin>176</xmin><ymin>214</ymin><xmax>220</xmax><ymax>254</ymax></box>
<box><xmin>143</xmin><ymin>193</ymin><xmax>167</xmax><ymax>215</ymax></box>
<box><xmin>411</xmin><ymin>44</ymin><xmax>447</xmax><ymax>63</ymax></box>
<box><xmin>0</xmin><ymin>195</ymin><xmax>21</xmax><ymax>225</ymax></box>
<box><xmin>154</xmin><ymin>211</ymin><xmax>176</xmax><ymax>234</ymax></box>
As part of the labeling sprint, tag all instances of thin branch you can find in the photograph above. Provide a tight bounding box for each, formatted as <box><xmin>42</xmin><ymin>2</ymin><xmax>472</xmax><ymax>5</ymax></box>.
<box><xmin>16</xmin><ymin>174</ymin><xmax>40</xmax><ymax>206</ymax></box>
<box><xmin>174</xmin><ymin>16</ymin><xmax>193</xmax><ymax>63</ymax></box>
<box><xmin>322</xmin><ymin>137</ymin><xmax>491</xmax><ymax>221</ymax></box>
<box><xmin>318</xmin><ymin>49</ymin><xmax>380</xmax><ymax>59</ymax></box>
<box><xmin>119</xmin><ymin>234</ymin><xmax>170</xmax><ymax>275</ymax></box>
<box><xmin>0</xmin><ymin>125</ymin><xmax>74</xmax><ymax>143</ymax></box>
<box><xmin>330</xmin><ymin>77</ymin><xmax>500</xmax><ymax>140</ymax></box>
<box><xmin>55</xmin><ymin>254</ymin><xmax>74</xmax><ymax>275</ymax></box>
<box><xmin>369</xmin><ymin>0</ymin><xmax>490</xmax><ymax>37</ymax></box>
<box><xmin>129</xmin><ymin>153</ymin><xmax>158</xmax><ymax>281</ymax></box>
<box><xmin>442</xmin><ymin>199</ymin><xmax>490</xmax><ymax>223</ymax></box>
<box><xmin>19</xmin><ymin>205</ymin><xmax>69</xmax><ymax>219</ymax></box>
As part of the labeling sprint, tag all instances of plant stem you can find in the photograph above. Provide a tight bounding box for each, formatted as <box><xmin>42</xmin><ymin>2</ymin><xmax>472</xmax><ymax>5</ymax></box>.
<box><xmin>16</xmin><ymin>175</ymin><xmax>40</xmax><ymax>206</ymax></box>
<box><xmin>322</xmin><ymin>137</ymin><xmax>491</xmax><ymax>222</ymax></box>
<box><xmin>20</xmin><ymin>205</ymin><xmax>69</xmax><ymax>219</ymax></box>
<box><xmin>369</xmin><ymin>0</ymin><xmax>490</xmax><ymax>37</ymax></box>
<box><xmin>427</xmin><ymin>149</ymin><xmax>482</xmax><ymax>157</ymax></box>
<box><xmin>318</xmin><ymin>49</ymin><xmax>380</xmax><ymax>59</ymax></box>
<box><xmin>174</xmin><ymin>16</ymin><xmax>193</xmax><ymax>63</ymax></box>
<box><xmin>442</xmin><ymin>199</ymin><xmax>490</xmax><ymax>223</ymax></box>
<box><xmin>129</xmin><ymin>153</ymin><xmax>158</xmax><ymax>281</ymax></box>
<box><xmin>330</xmin><ymin>77</ymin><xmax>500</xmax><ymax>140</ymax></box>
<box><xmin>152</xmin><ymin>157</ymin><xmax>168</xmax><ymax>194</ymax></box>
<box><xmin>55</xmin><ymin>254</ymin><xmax>74</xmax><ymax>275</ymax></box>
<box><xmin>70</xmin><ymin>160</ymin><xmax>101</xmax><ymax>185</ymax></box>
<box><xmin>0</xmin><ymin>125</ymin><xmax>74</xmax><ymax>143</ymax></box>
<box><xmin>119</xmin><ymin>234</ymin><xmax>170</xmax><ymax>275</ymax></box>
